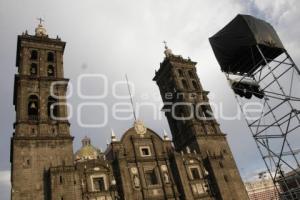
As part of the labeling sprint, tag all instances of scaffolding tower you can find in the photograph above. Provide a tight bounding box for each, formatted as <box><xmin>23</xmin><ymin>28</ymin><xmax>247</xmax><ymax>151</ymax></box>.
<box><xmin>209</xmin><ymin>14</ymin><xmax>300</xmax><ymax>200</ymax></box>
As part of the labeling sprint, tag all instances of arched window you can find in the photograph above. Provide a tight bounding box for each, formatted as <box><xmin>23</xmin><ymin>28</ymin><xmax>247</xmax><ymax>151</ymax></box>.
<box><xmin>188</xmin><ymin>70</ymin><xmax>195</xmax><ymax>78</ymax></box>
<box><xmin>30</xmin><ymin>63</ymin><xmax>37</xmax><ymax>76</ymax></box>
<box><xmin>47</xmin><ymin>65</ymin><xmax>55</xmax><ymax>77</ymax></box>
<box><xmin>28</xmin><ymin>95</ymin><xmax>39</xmax><ymax>120</ymax></box>
<box><xmin>48</xmin><ymin>96</ymin><xmax>58</xmax><ymax>119</ymax></box>
<box><xmin>178</xmin><ymin>69</ymin><xmax>184</xmax><ymax>77</ymax></box>
<box><xmin>182</xmin><ymin>79</ymin><xmax>189</xmax><ymax>89</ymax></box>
<box><xmin>192</xmin><ymin>81</ymin><xmax>199</xmax><ymax>90</ymax></box>
<box><xmin>189</xmin><ymin>167</ymin><xmax>201</xmax><ymax>180</ymax></box>
<box><xmin>30</xmin><ymin>50</ymin><xmax>38</xmax><ymax>60</ymax></box>
<box><xmin>47</xmin><ymin>52</ymin><xmax>55</xmax><ymax>62</ymax></box>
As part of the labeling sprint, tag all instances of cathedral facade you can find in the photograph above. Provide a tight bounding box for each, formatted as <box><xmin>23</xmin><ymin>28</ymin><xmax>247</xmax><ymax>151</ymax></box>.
<box><xmin>10</xmin><ymin>24</ymin><xmax>249</xmax><ymax>200</ymax></box>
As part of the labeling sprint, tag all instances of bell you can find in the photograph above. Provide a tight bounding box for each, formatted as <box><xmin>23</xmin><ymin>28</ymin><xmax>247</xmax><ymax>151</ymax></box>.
<box><xmin>48</xmin><ymin>68</ymin><xmax>53</xmax><ymax>74</ymax></box>
<box><xmin>30</xmin><ymin>102</ymin><xmax>36</xmax><ymax>109</ymax></box>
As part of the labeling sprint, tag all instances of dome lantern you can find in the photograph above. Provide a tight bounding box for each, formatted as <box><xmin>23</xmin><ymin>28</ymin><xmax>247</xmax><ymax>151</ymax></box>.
<box><xmin>75</xmin><ymin>136</ymin><xmax>101</xmax><ymax>162</ymax></box>
<box><xmin>35</xmin><ymin>18</ymin><xmax>48</xmax><ymax>37</ymax></box>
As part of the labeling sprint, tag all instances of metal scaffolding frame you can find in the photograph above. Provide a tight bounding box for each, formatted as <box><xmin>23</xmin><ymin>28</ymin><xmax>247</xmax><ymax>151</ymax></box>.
<box><xmin>227</xmin><ymin>45</ymin><xmax>300</xmax><ymax>200</ymax></box>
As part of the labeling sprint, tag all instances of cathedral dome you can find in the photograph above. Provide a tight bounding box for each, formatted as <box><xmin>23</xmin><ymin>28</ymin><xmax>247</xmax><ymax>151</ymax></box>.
<box><xmin>164</xmin><ymin>48</ymin><xmax>173</xmax><ymax>57</ymax></box>
<box><xmin>35</xmin><ymin>24</ymin><xmax>47</xmax><ymax>37</ymax></box>
<box><xmin>75</xmin><ymin>136</ymin><xmax>101</xmax><ymax>162</ymax></box>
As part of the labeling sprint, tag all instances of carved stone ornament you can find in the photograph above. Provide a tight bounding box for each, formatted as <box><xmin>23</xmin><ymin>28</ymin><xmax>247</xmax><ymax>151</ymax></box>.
<box><xmin>163</xmin><ymin>172</ymin><xmax>170</xmax><ymax>183</ymax></box>
<box><xmin>131</xmin><ymin>167</ymin><xmax>138</xmax><ymax>174</ymax></box>
<box><xmin>134</xmin><ymin>120</ymin><xmax>147</xmax><ymax>137</ymax></box>
<box><xmin>94</xmin><ymin>167</ymin><xmax>100</xmax><ymax>171</ymax></box>
<box><xmin>133</xmin><ymin>175</ymin><xmax>140</xmax><ymax>188</ymax></box>
<box><xmin>160</xmin><ymin>165</ymin><xmax>168</xmax><ymax>172</ymax></box>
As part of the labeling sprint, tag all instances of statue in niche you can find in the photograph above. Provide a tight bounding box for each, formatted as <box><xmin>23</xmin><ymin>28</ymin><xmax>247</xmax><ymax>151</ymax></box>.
<box><xmin>133</xmin><ymin>175</ymin><xmax>140</xmax><ymax>188</ymax></box>
<box><xmin>163</xmin><ymin>172</ymin><xmax>169</xmax><ymax>183</ymax></box>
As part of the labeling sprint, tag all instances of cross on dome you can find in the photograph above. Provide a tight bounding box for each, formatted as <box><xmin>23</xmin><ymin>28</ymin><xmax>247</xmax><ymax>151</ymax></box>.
<box><xmin>37</xmin><ymin>17</ymin><xmax>44</xmax><ymax>25</ymax></box>
<box><xmin>35</xmin><ymin>17</ymin><xmax>48</xmax><ymax>37</ymax></box>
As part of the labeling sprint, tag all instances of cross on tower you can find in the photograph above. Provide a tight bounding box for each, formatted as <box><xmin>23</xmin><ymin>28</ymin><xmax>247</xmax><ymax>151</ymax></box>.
<box><xmin>37</xmin><ymin>17</ymin><xmax>44</xmax><ymax>25</ymax></box>
<box><xmin>163</xmin><ymin>40</ymin><xmax>168</xmax><ymax>49</ymax></box>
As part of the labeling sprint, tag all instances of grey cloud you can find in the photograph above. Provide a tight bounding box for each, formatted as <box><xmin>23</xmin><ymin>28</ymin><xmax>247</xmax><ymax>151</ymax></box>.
<box><xmin>0</xmin><ymin>170</ymin><xmax>10</xmax><ymax>200</ymax></box>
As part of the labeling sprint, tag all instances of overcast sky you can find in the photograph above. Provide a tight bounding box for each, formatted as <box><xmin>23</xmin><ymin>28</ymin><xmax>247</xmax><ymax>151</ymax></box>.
<box><xmin>0</xmin><ymin>0</ymin><xmax>300</xmax><ymax>199</ymax></box>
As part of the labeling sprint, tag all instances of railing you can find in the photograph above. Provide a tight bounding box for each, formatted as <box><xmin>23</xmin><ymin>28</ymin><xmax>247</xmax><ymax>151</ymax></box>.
<box><xmin>28</xmin><ymin>115</ymin><xmax>38</xmax><ymax>121</ymax></box>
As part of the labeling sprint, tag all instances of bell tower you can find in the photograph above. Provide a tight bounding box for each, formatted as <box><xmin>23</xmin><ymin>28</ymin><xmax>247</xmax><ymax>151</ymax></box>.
<box><xmin>11</xmin><ymin>22</ymin><xmax>74</xmax><ymax>200</ymax></box>
<box><xmin>153</xmin><ymin>45</ymin><xmax>249</xmax><ymax>200</ymax></box>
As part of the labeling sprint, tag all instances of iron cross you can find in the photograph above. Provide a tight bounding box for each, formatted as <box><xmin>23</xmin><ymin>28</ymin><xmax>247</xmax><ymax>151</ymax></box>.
<box><xmin>37</xmin><ymin>17</ymin><xmax>44</xmax><ymax>25</ymax></box>
<box><xmin>163</xmin><ymin>41</ymin><xmax>168</xmax><ymax>48</ymax></box>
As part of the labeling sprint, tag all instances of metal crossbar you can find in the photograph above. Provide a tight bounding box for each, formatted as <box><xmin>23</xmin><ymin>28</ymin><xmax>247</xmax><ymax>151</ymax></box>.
<box><xmin>228</xmin><ymin>45</ymin><xmax>300</xmax><ymax>200</ymax></box>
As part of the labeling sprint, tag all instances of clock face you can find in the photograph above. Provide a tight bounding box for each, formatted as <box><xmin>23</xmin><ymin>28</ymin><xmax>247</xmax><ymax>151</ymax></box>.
<box><xmin>131</xmin><ymin>167</ymin><xmax>138</xmax><ymax>174</ymax></box>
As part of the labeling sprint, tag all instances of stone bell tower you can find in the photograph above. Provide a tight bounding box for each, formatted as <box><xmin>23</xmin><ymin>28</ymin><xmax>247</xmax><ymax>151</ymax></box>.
<box><xmin>153</xmin><ymin>44</ymin><xmax>249</xmax><ymax>200</ymax></box>
<box><xmin>11</xmin><ymin>21</ymin><xmax>74</xmax><ymax>200</ymax></box>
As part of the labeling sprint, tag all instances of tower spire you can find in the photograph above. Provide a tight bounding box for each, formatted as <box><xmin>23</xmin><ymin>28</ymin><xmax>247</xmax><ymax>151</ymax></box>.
<box><xmin>12</xmin><ymin>27</ymin><xmax>72</xmax><ymax>200</ymax></box>
<box><xmin>153</xmin><ymin>46</ymin><xmax>249</xmax><ymax>199</ymax></box>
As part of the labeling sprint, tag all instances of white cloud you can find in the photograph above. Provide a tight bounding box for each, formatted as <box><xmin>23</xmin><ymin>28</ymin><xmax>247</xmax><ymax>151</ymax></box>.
<box><xmin>0</xmin><ymin>0</ymin><xmax>299</xmax><ymax>199</ymax></box>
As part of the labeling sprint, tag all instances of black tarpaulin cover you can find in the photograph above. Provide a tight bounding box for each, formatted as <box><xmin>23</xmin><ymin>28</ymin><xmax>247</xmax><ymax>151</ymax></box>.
<box><xmin>209</xmin><ymin>14</ymin><xmax>285</xmax><ymax>74</ymax></box>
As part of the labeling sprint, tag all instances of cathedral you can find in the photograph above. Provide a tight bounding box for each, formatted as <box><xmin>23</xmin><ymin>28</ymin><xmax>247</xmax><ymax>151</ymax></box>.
<box><xmin>10</xmin><ymin>22</ymin><xmax>249</xmax><ymax>200</ymax></box>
